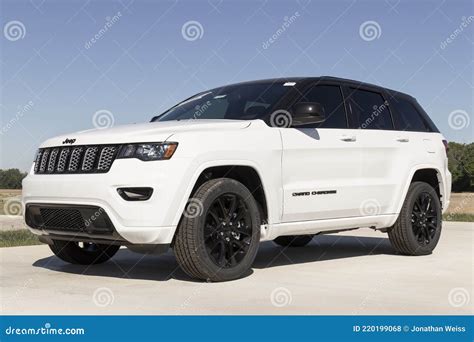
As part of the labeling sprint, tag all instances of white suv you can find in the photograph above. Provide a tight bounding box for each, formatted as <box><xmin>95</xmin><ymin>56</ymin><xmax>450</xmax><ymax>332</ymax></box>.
<box><xmin>23</xmin><ymin>77</ymin><xmax>452</xmax><ymax>281</ymax></box>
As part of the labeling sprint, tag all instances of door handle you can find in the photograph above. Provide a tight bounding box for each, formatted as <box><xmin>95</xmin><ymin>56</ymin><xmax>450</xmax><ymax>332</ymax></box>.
<box><xmin>396</xmin><ymin>137</ymin><xmax>410</xmax><ymax>143</ymax></box>
<box><xmin>340</xmin><ymin>135</ymin><xmax>357</xmax><ymax>142</ymax></box>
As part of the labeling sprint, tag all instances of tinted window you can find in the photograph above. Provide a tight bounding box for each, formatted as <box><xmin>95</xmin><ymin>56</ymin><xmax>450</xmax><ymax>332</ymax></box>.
<box><xmin>154</xmin><ymin>82</ymin><xmax>290</xmax><ymax>121</ymax></box>
<box><xmin>391</xmin><ymin>97</ymin><xmax>429</xmax><ymax>132</ymax></box>
<box><xmin>294</xmin><ymin>85</ymin><xmax>347</xmax><ymax>128</ymax></box>
<box><xmin>349</xmin><ymin>88</ymin><xmax>393</xmax><ymax>130</ymax></box>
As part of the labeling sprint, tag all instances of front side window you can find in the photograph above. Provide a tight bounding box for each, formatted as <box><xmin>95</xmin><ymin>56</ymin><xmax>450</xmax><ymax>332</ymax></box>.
<box><xmin>391</xmin><ymin>97</ymin><xmax>430</xmax><ymax>132</ymax></box>
<box><xmin>349</xmin><ymin>88</ymin><xmax>393</xmax><ymax>130</ymax></box>
<box><xmin>292</xmin><ymin>85</ymin><xmax>347</xmax><ymax>128</ymax></box>
<box><xmin>153</xmin><ymin>82</ymin><xmax>291</xmax><ymax>122</ymax></box>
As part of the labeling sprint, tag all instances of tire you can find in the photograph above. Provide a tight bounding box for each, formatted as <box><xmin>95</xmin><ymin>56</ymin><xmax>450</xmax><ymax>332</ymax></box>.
<box><xmin>388</xmin><ymin>181</ymin><xmax>442</xmax><ymax>256</ymax></box>
<box><xmin>273</xmin><ymin>235</ymin><xmax>313</xmax><ymax>247</ymax></box>
<box><xmin>49</xmin><ymin>240</ymin><xmax>120</xmax><ymax>265</ymax></box>
<box><xmin>174</xmin><ymin>178</ymin><xmax>261</xmax><ymax>282</ymax></box>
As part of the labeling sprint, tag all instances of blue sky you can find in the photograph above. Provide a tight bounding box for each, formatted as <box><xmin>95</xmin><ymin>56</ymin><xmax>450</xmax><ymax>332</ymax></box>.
<box><xmin>1</xmin><ymin>0</ymin><xmax>473</xmax><ymax>171</ymax></box>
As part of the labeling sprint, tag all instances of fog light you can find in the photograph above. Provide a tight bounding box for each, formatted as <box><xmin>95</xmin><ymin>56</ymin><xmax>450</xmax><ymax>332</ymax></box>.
<box><xmin>117</xmin><ymin>187</ymin><xmax>153</xmax><ymax>201</ymax></box>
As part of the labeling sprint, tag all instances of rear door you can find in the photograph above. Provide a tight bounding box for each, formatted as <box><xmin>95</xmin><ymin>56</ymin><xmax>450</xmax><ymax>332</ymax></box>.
<box><xmin>387</xmin><ymin>95</ymin><xmax>444</xmax><ymax>212</ymax></box>
<box><xmin>280</xmin><ymin>82</ymin><xmax>364</xmax><ymax>222</ymax></box>
<box><xmin>344</xmin><ymin>86</ymin><xmax>403</xmax><ymax>216</ymax></box>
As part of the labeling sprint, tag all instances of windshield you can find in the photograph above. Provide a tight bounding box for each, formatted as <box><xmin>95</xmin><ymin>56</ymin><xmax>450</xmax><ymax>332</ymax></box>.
<box><xmin>153</xmin><ymin>82</ymin><xmax>292</xmax><ymax>122</ymax></box>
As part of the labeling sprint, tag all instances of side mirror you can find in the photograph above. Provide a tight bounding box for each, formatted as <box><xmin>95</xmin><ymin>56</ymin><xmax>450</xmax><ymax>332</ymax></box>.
<box><xmin>292</xmin><ymin>102</ymin><xmax>326</xmax><ymax>126</ymax></box>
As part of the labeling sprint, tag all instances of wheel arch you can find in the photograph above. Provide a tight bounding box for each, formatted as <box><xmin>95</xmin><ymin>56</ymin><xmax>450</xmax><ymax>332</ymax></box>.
<box><xmin>171</xmin><ymin>161</ymin><xmax>270</xmax><ymax>228</ymax></box>
<box><xmin>396</xmin><ymin>165</ymin><xmax>446</xmax><ymax>215</ymax></box>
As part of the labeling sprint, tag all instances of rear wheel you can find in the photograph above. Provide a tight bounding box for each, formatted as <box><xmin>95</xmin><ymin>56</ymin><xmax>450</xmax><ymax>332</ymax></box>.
<box><xmin>273</xmin><ymin>235</ymin><xmax>313</xmax><ymax>247</ymax></box>
<box><xmin>388</xmin><ymin>181</ymin><xmax>442</xmax><ymax>255</ymax></box>
<box><xmin>49</xmin><ymin>240</ymin><xmax>120</xmax><ymax>265</ymax></box>
<box><xmin>174</xmin><ymin>178</ymin><xmax>261</xmax><ymax>282</ymax></box>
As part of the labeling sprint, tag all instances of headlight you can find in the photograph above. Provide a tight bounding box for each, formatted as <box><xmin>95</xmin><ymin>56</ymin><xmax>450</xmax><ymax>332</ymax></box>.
<box><xmin>117</xmin><ymin>142</ymin><xmax>178</xmax><ymax>161</ymax></box>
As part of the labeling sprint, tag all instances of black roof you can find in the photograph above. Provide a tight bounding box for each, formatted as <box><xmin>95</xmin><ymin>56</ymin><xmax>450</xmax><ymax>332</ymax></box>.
<box><xmin>230</xmin><ymin>76</ymin><xmax>413</xmax><ymax>99</ymax></box>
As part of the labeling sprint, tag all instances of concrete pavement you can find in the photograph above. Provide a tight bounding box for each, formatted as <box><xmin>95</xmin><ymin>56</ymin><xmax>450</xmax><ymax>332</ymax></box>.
<box><xmin>0</xmin><ymin>216</ymin><xmax>26</xmax><ymax>231</ymax></box>
<box><xmin>0</xmin><ymin>222</ymin><xmax>472</xmax><ymax>315</ymax></box>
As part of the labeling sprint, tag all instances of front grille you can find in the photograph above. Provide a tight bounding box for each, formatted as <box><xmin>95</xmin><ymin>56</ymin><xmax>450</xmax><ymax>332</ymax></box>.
<box><xmin>82</xmin><ymin>147</ymin><xmax>98</xmax><ymax>171</ymax></box>
<box><xmin>34</xmin><ymin>145</ymin><xmax>119</xmax><ymax>174</ymax></box>
<box><xmin>39</xmin><ymin>149</ymin><xmax>49</xmax><ymax>172</ymax></box>
<box><xmin>25</xmin><ymin>204</ymin><xmax>115</xmax><ymax>234</ymax></box>
<box><xmin>98</xmin><ymin>147</ymin><xmax>116</xmax><ymax>171</ymax></box>
<box><xmin>40</xmin><ymin>208</ymin><xmax>86</xmax><ymax>231</ymax></box>
<box><xmin>47</xmin><ymin>149</ymin><xmax>59</xmax><ymax>172</ymax></box>
<box><xmin>57</xmin><ymin>148</ymin><xmax>70</xmax><ymax>172</ymax></box>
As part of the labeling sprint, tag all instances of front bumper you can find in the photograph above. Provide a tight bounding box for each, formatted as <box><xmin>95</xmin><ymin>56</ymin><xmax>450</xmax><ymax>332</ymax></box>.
<box><xmin>22</xmin><ymin>157</ymin><xmax>192</xmax><ymax>244</ymax></box>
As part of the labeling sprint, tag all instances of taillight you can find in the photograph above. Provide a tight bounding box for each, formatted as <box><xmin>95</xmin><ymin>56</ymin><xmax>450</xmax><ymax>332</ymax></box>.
<box><xmin>442</xmin><ymin>139</ymin><xmax>449</xmax><ymax>155</ymax></box>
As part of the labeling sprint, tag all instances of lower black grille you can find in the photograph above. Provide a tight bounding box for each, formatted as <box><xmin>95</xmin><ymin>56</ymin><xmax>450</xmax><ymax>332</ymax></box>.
<box><xmin>26</xmin><ymin>204</ymin><xmax>114</xmax><ymax>234</ymax></box>
<box><xmin>40</xmin><ymin>208</ymin><xmax>86</xmax><ymax>231</ymax></box>
<box><xmin>34</xmin><ymin>145</ymin><xmax>119</xmax><ymax>174</ymax></box>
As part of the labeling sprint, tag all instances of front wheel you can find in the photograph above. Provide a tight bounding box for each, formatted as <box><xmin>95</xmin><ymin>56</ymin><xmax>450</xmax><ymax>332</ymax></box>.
<box><xmin>49</xmin><ymin>240</ymin><xmax>120</xmax><ymax>264</ymax></box>
<box><xmin>388</xmin><ymin>181</ymin><xmax>442</xmax><ymax>255</ymax></box>
<box><xmin>174</xmin><ymin>178</ymin><xmax>261</xmax><ymax>282</ymax></box>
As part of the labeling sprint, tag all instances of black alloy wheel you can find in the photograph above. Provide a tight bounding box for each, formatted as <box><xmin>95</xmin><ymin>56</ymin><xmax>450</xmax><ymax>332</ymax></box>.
<box><xmin>174</xmin><ymin>178</ymin><xmax>261</xmax><ymax>282</ymax></box>
<box><xmin>411</xmin><ymin>191</ymin><xmax>439</xmax><ymax>246</ymax></box>
<box><xmin>203</xmin><ymin>193</ymin><xmax>253</xmax><ymax>268</ymax></box>
<box><xmin>388</xmin><ymin>181</ymin><xmax>442</xmax><ymax>256</ymax></box>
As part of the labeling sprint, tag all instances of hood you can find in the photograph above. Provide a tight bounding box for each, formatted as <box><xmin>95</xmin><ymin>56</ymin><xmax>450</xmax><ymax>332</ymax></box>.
<box><xmin>40</xmin><ymin>120</ymin><xmax>254</xmax><ymax>147</ymax></box>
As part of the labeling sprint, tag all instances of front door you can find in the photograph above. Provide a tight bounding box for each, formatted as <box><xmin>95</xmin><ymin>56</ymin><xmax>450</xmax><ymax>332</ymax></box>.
<box><xmin>280</xmin><ymin>83</ymin><xmax>364</xmax><ymax>222</ymax></box>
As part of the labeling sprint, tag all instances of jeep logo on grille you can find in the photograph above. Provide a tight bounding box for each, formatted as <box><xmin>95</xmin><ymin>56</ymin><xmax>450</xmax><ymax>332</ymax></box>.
<box><xmin>62</xmin><ymin>138</ymin><xmax>76</xmax><ymax>145</ymax></box>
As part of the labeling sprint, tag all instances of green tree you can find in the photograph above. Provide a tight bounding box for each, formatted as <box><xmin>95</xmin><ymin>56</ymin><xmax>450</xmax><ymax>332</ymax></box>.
<box><xmin>448</xmin><ymin>142</ymin><xmax>474</xmax><ymax>192</ymax></box>
<box><xmin>0</xmin><ymin>169</ymin><xmax>27</xmax><ymax>189</ymax></box>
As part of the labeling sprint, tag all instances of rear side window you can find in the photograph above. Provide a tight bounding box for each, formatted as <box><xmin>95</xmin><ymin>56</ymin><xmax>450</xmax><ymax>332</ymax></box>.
<box><xmin>349</xmin><ymin>88</ymin><xmax>393</xmax><ymax>130</ymax></box>
<box><xmin>391</xmin><ymin>97</ymin><xmax>430</xmax><ymax>132</ymax></box>
<box><xmin>293</xmin><ymin>85</ymin><xmax>347</xmax><ymax>128</ymax></box>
